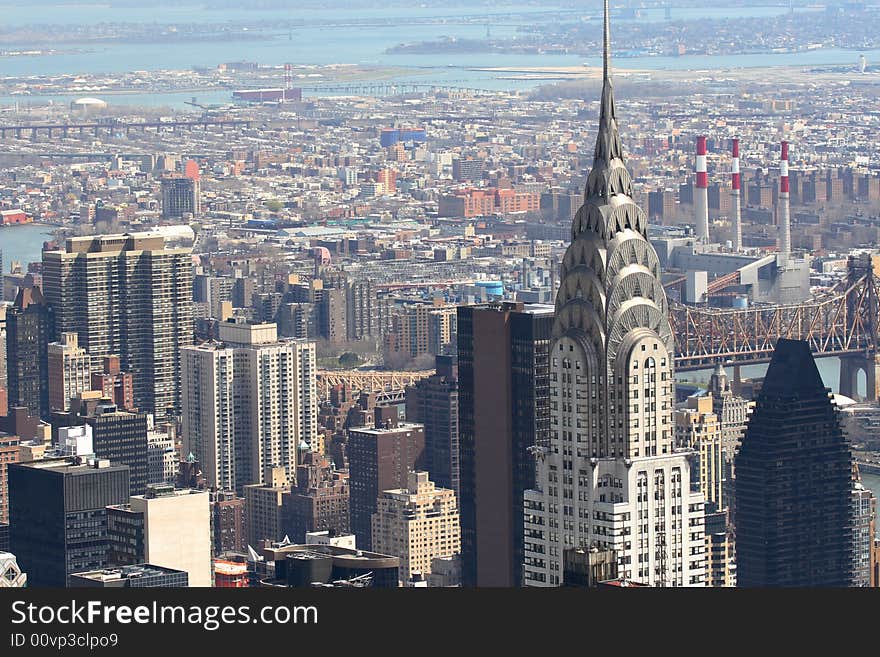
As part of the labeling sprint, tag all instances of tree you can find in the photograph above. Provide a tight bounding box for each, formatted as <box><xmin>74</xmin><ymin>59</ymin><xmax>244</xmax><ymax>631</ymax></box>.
<box><xmin>265</xmin><ymin>199</ymin><xmax>284</xmax><ymax>212</ymax></box>
<box><xmin>338</xmin><ymin>352</ymin><xmax>360</xmax><ymax>368</ymax></box>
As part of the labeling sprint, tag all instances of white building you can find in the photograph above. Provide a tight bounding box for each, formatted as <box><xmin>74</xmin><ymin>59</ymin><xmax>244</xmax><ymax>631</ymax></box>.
<box><xmin>523</xmin><ymin>3</ymin><xmax>705</xmax><ymax>588</ymax></box>
<box><xmin>57</xmin><ymin>424</ymin><xmax>93</xmax><ymax>457</ymax></box>
<box><xmin>181</xmin><ymin>322</ymin><xmax>317</xmax><ymax>491</ymax></box>
<box><xmin>147</xmin><ymin>420</ymin><xmax>179</xmax><ymax>485</ymax></box>
<box><xmin>305</xmin><ymin>530</ymin><xmax>356</xmax><ymax>550</ymax></box>
<box><xmin>130</xmin><ymin>487</ymin><xmax>211</xmax><ymax>587</ymax></box>
<box><xmin>0</xmin><ymin>552</ymin><xmax>26</xmax><ymax>587</ymax></box>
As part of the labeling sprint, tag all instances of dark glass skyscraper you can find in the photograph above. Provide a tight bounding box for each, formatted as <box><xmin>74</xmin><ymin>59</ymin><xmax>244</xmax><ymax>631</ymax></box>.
<box><xmin>5</xmin><ymin>287</ymin><xmax>49</xmax><ymax>419</ymax></box>
<box><xmin>405</xmin><ymin>354</ymin><xmax>460</xmax><ymax>500</ymax></box>
<box><xmin>735</xmin><ymin>338</ymin><xmax>853</xmax><ymax>587</ymax></box>
<box><xmin>457</xmin><ymin>301</ymin><xmax>553</xmax><ymax>587</ymax></box>
<box><xmin>8</xmin><ymin>457</ymin><xmax>130</xmax><ymax>587</ymax></box>
<box><xmin>86</xmin><ymin>406</ymin><xmax>149</xmax><ymax>497</ymax></box>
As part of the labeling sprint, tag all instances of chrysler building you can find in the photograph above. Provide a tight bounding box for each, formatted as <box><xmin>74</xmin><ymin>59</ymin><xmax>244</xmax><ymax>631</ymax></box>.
<box><xmin>523</xmin><ymin>0</ymin><xmax>706</xmax><ymax>587</ymax></box>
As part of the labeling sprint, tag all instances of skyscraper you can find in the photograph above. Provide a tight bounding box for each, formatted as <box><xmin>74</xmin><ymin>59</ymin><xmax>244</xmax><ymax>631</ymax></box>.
<box><xmin>523</xmin><ymin>2</ymin><xmax>706</xmax><ymax>587</ymax></box>
<box><xmin>675</xmin><ymin>395</ymin><xmax>724</xmax><ymax>511</ymax></box>
<box><xmin>347</xmin><ymin>407</ymin><xmax>425</xmax><ymax>551</ymax></box>
<box><xmin>161</xmin><ymin>175</ymin><xmax>200</xmax><ymax>218</ymax></box>
<box><xmin>42</xmin><ymin>233</ymin><xmax>193</xmax><ymax>417</ymax></box>
<box><xmin>5</xmin><ymin>286</ymin><xmax>49</xmax><ymax>419</ymax></box>
<box><xmin>107</xmin><ymin>484</ymin><xmax>211</xmax><ymax>587</ymax></box>
<box><xmin>181</xmin><ymin>322</ymin><xmax>317</xmax><ymax>492</ymax></box>
<box><xmin>405</xmin><ymin>354</ymin><xmax>460</xmax><ymax>499</ymax></box>
<box><xmin>457</xmin><ymin>301</ymin><xmax>553</xmax><ymax>587</ymax></box>
<box><xmin>735</xmin><ymin>338</ymin><xmax>853</xmax><ymax>587</ymax></box>
<box><xmin>9</xmin><ymin>457</ymin><xmax>130</xmax><ymax>587</ymax></box>
<box><xmin>371</xmin><ymin>471</ymin><xmax>460</xmax><ymax>583</ymax></box>
<box><xmin>85</xmin><ymin>405</ymin><xmax>149</xmax><ymax>497</ymax></box>
<box><xmin>47</xmin><ymin>332</ymin><xmax>92</xmax><ymax>413</ymax></box>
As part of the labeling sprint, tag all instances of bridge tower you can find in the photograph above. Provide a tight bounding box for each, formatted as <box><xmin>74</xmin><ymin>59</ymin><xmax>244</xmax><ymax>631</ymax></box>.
<box><xmin>839</xmin><ymin>253</ymin><xmax>880</xmax><ymax>401</ymax></box>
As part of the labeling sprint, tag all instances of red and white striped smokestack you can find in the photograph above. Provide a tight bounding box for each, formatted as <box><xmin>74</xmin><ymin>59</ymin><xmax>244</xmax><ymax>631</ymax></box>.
<box><xmin>778</xmin><ymin>140</ymin><xmax>791</xmax><ymax>257</ymax></box>
<box><xmin>695</xmin><ymin>135</ymin><xmax>709</xmax><ymax>242</ymax></box>
<box><xmin>731</xmin><ymin>138</ymin><xmax>742</xmax><ymax>251</ymax></box>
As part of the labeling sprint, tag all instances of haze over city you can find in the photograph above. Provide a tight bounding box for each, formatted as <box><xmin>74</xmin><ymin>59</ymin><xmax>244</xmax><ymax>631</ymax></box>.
<box><xmin>0</xmin><ymin>0</ymin><xmax>877</xmax><ymax>602</ymax></box>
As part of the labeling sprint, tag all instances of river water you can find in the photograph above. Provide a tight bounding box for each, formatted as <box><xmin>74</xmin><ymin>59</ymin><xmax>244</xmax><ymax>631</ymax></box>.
<box><xmin>0</xmin><ymin>3</ymin><xmax>868</xmax><ymax>108</ymax></box>
<box><xmin>0</xmin><ymin>223</ymin><xmax>55</xmax><ymax>273</ymax></box>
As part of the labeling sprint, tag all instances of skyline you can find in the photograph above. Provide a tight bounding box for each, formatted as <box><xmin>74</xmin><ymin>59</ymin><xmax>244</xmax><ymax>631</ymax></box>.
<box><xmin>0</xmin><ymin>0</ymin><xmax>878</xmax><ymax>599</ymax></box>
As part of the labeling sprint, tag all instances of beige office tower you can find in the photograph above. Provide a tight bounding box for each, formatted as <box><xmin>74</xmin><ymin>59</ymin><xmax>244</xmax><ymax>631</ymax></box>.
<box><xmin>523</xmin><ymin>2</ymin><xmax>706</xmax><ymax>587</ymax></box>
<box><xmin>674</xmin><ymin>396</ymin><xmax>724</xmax><ymax>511</ymax></box>
<box><xmin>42</xmin><ymin>233</ymin><xmax>193</xmax><ymax>416</ymax></box>
<box><xmin>47</xmin><ymin>332</ymin><xmax>92</xmax><ymax>412</ymax></box>
<box><xmin>181</xmin><ymin>323</ymin><xmax>317</xmax><ymax>492</ymax></box>
<box><xmin>372</xmin><ymin>472</ymin><xmax>461</xmax><ymax>583</ymax></box>
<box><xmin>130</xmin><ymin>486</ymin><xmax>211</xmax><ymax>587</ymax></box>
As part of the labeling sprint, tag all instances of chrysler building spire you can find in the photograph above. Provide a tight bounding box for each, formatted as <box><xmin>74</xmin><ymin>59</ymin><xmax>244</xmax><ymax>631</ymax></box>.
<box><xmin>525</xmin><ymin>1</ymin><xmax>706</xmax><ymax>588</ymax></box>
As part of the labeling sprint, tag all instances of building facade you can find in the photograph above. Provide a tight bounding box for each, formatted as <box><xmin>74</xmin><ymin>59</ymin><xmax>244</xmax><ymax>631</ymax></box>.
<box><xmin>5</xmin><ymin>287</ymin><xmax>49</xmax><ymax>419</ymax></box>
<box><xmin>347</xmin><ymin>408</ymin><xmax>425</xmax><ymax>551</ymax></box>
<box><xmin>735</xmin><ymin>339</ymin><xmax>853</xmax><ymax>587</ymax></box>
<box><xmin>457</xmin><ymin>301</ymin><xmax>553</xmax><ymax>587</ymax></box>
<box><xmin>371</xmin><ymin>471</ymin><xmax>461</xmax><ymax>583</ymax></box>
<box><xmin>42</xmin><ymin>233</ymin><xmax>193</xmax><ymax>416</ymax></box>
<box><xmin>47</xmin><ymin>332</ymin><xmax>92</xmax><ymax>413</ymax></box>
<box><xmin>8</xmin><ymin>457</ymin><xmax>130</xmax><ymax>587</ymax></box>
<box><xmin>405</xmin><ymin>354</ymin><xmax>460</xmax><ymax>500</ymax></box>
<box><xmin>675</xmin><ymin>395</ymin><xmax>724</xmax><ymax>511</ymax></box>
<box><xmin>181</xmin><ymin>322</ymin><xmax>318</xmax><ymax>492</ymax></box>
<box><xmin>283</xmin><ymin>451</ymin><xmax>350</xmax><ymax>544</ymax></box>
<box><xmin>85</xmin><ymin>405</ymin><xmax>149</xmax><ymax>497</ymax></box>
<box><xmin>523</xmin><ymin>4</ymin><xmax>706</xmax><ymax>588</ymax></box>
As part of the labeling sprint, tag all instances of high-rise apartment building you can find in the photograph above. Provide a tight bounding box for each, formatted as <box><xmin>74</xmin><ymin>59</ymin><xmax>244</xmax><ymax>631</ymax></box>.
<box><xmin>852</xmin><ymin>478</ymin><xmax>877</xmax><ymax>587</ymax></box>
<box><xmin>405</xmin><ymin>354</ymin><xmax>460</xmax><ymax>499</ymax></box>
<box><xmin>675</xmin><ymin>396</ymin><xmax>724</xmax><ymax>511</ymax></box>
<box><xmin>161</xmin><ymin>175</ymin><xmax>200</xmax><ymax>218</ymax></box>
<box><xmin>5</xmin><ymin>287</ymin><xmax>49</xmax><ymax>419</ymax></box>
<box><xmin>48</xmin><ymin>332</ymin><xmax>92</xmax><ymax>412</ymax></box>
<box><xmin>523</xmin><ymin>4</ymin><xmax>706</xmax><ymax>588</ymax></box>
<box><xmin>347</xmin><ymin>408</ymin><xmax>425</xmax><ymax>550</ymax></box>
<box><xmin>372</xmin><ymin>471</ymin><xmax>460</xmax><ymax>583</ymax></box>
<box><xmin>9</xmin><ymin>457</ymin><xmax>130</xmax><ymax>586</ymax></box>
<box><xmin>735</xmin><ymin>339</ymin><xmax>853</xmax><ymax>587</ymax></box>
<box><xmin>283</xmin><ymin>451</ymin><xmax>350</xmax><ymax>543</ymax></box>
<box><xmin>146</xmin><ymin>419</ymin><xmax>178</xmax><ymax>485</ymax></box>
<box><xmin>182</xmin><ymin>322</ymin><xmax>317</xmax><ymax>492</ymax></box>
<box><xmin>42</xmin><ymin>233</ymin><xmax>193</xmax><ymax>416</ymax></box>
<box><xmin>457</xmin><ymin>301</ymin><xmax>553</xmax><ymax>587</ymax></box>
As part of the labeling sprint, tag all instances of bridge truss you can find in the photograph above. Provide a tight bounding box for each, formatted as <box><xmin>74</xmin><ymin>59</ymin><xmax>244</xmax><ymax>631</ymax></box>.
<box><xmin>670</xmin><ymin>259</ymin><xmax>880</xmax><ymax>371</ymax></box>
